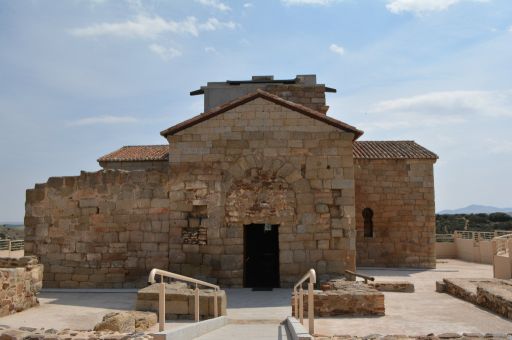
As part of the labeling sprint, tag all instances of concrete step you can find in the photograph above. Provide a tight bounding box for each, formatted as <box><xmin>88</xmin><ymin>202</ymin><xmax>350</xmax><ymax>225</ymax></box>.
<box><xmin>194</xmin><ymin>323</ymin><xmax>290</xmax><ymax>340</ymax></box>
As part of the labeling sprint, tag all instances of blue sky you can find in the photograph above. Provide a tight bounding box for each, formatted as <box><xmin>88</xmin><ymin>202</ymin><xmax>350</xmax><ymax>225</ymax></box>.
<box><xmin>1</xmin><ymin>0</ymin><xmax>512</xmax><ymax>222</ymax></box>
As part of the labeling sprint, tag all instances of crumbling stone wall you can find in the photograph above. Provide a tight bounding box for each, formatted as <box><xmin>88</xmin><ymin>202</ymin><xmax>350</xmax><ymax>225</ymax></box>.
<box><xmin>0</xmin><ymin>256</ymin><xmax>43</xmax><ymax>316</ymax></box>
<box><xmin>25</xmin><ymin>170</ymin><xmax>170</xmax><ymax>288</ymax></box>
<box><xmin>354</xmin><ymin>159</ymin><xmax>436</xmax><ymax>268</ymax></box>
<box><xmin>166</xmin><ymin>97</ymin><xmax>357</xmax><ymax>287</ymax></box>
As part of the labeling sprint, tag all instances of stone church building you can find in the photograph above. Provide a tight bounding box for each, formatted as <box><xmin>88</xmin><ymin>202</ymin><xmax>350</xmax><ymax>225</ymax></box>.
<box><xmin>25</xmin><ymin>75</ymin><xmax>438</xmax><ymax>288</ymax></box>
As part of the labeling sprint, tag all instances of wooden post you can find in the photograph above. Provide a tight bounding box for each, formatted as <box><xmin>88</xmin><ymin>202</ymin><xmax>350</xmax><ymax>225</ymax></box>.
<box><xmin>308</xmin><ymin>282</ymin><xmax>314</xmax><ymax>335</ymax></box>
<box><xmin>492</xmin><ymin>239</ymin><xmax>497</xmax><ymax>278</ymax></box>
<box><xmin>195</xmin><ymin>284</ymin><xmax>200</xmax><ymax>322</ymax></box>
<box><xmin>214</xmin><ymin>290</ymin><xmax>218</xmax><ymax>317</ymax></box>
<box><xmin>294</xmin><ymin>289</ymin><xmax>298</xmax><ymax>317</ymax></box>
<box><xmin>159</xmin><ymin>277</ymin><xmax>165</xmax><ymax>332</ymax></box>
<box><xmin>299</xmin><ymin>287</ymin><xmax>304</xmax><ymax>324</ymax></box>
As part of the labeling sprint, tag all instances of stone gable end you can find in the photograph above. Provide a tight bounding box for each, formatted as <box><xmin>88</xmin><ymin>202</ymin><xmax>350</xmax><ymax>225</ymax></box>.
<box><xmin>165</xmin><ymin>97</ymin><xmax>357</xmax><ymax>286</ymax></box>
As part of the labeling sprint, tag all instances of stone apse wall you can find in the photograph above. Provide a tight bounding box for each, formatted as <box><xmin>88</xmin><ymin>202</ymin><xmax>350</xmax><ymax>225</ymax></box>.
<box><xmin>25</xmin><ymin>97</ymin><xmax>358</xmax><ymax>288</ymax></box>
<box><xmin>166</xmin><ymin>97</ymin><xmax>357</xmax><ymax>287</ymax></box>
<box><xmin>354</xmin><ymin>159</ymin><xmax>436</xmax><ymax>268</ymax></box>
<box><xmin>25</xmin><ymin>170</ymin><xmax>170</xmax><ymax>288</ymax></box>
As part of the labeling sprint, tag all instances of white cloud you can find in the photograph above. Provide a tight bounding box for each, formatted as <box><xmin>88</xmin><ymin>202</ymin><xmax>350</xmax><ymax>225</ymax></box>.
<box><xmin>360</xmin><ymin>90</ymin><xmax>512</xmax><ymax>131</ymax></box>
<box><xmin>329</xmin><ymin>43</ymin><xmax>345</xmax><ymax>56</ymax></box>
<box><xmin>198</xmin><ymin>18</ymin><xmax>237</xmax><ymax>31</ymax></box>
<box><xmin>484</xmin><ymin>139</ymin><xmax>512</xmax><ymax>154</ymax></box>
<box><xmin>372</xmin><ymin>90</ymin><xmax>512</xmax><ymax>117</ymax></box>
<box><xmin>204</xmin><ymin>46</ymin><xmax>217</xmax><ymax>53</ymax></box>
<box><xmin>244</xmin><ymin>3</ymin><xmax>253</xmax><ymax>8</ymax></box>
<box><xmin>195</xmin><ymin>0</ymin><xmax>231</xmax><ymax>12</ymax></box>
<box><xmin>509</xmin><ymin>26</ymin><xmax>512</xmax><ymax>33</ymax></box>
<box><xmin>281</xmin><ymin>0</ymin><xmax>336</xmax><ymax>6</ymax></box>
<box><xmin>70</xmin><ymin>15</ymin><xmax>236</xmax><ymax>39</ymax></box>
<box><xmin>149</xmin><ymin>44</ymin><xmax>182</xmax><ymax>61</ymax></box>
<box><xmin>69</xmin><ymin>115</ymin><xmax>138</xmax><ymax>126</ymax></box>
<box><xmin>386</xmin><ymin>0</ymin><xmax>489</xmax><ymax>15</ymax></box>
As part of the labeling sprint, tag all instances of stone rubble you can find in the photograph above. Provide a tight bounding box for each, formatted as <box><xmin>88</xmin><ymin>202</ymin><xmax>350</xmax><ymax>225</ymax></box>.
<box><xmin>441</xmin><ymin>278</ymin><xmax>512</xmax><ymax>320</ymax></box>
<box><xmin>294</xmin><ymin>278</ymin><xmax>385</xmax><ymax>317</ymax></box>
<box><xmin>0</xmin><ymin>324</ymin><xmax>153</xmax><ymax>340</ymax></box>
<box><xmin>93</xmin><ymin>311</ymin><xmax>157</xmax><ymax>333</ymax></box>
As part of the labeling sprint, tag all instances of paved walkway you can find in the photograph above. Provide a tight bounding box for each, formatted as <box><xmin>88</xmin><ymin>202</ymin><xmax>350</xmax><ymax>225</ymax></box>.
<box><xmin>314</xmin><ymin>259</ymin><xmax>512</xmax><ymax>336</ymax></box>
<box><xmin>195</xmin><ymin>323</ymin><xmax>289</xmax><ymax>340</ymax></box>
<box><xmin>1</xmin><ymin>259</ymin><xmax>511</xmax><ymax>338</ymax></box>
<box><xmin>0</xmin><ymin>291</ymin><xmax>192</xmax><ymax>332</ymax></box>
<box><xmin>224</xmin><ymin>288</ymin><xmax>291</xmax><ymax>321</ymax></box>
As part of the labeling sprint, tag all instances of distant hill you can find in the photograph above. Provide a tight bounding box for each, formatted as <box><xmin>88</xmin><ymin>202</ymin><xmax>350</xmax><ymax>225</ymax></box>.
<box><xmin>0</xmin><ymin>225</ymin><xmax>24</xmax><ymax>240</ymax></box>
<box><xmin>0</xmin><ymin>222</ymin><xmax>24</xmax><ymax>227</ymax></box>
<box><xmin>436</xmin><ymin>212</ymin><xmax>512</xmax><ymax>234</ymax></box>
<box><xmin>438</xmin><ymin>205</ymin><xmax>512</xmax><ymax>215</ymax></box>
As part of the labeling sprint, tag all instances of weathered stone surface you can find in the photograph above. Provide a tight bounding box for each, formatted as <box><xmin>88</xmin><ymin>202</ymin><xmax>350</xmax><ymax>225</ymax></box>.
<box><xmin>435</xmin><ymin>281</ymin><xmax>446</xmax><ymax>293</ymax></box>
<box><xmin>293</xmin><ymin>281</ymin><xmax>385</xmax><ymax>317</ymax></box>
<box><xmin>355</xmin><ymin>159</ymin><xmax>436</xmax><ymax>269</ymax></box>
<box><xmin>0</xmin><ymin>256</ymin><xmax>43</xmax><ymax>317</ymax></box>
<box><xmin>0</xmin><ymin>325</ymin><xmax>154</xmax><ymax>340</ymax></box>
<box><xmin>369</xmin><ymin>281</ymin><xmax>414</xmax><ymax>293</ymax></box>
<box><xmin>93</xmin><ymin>311</ymin><xmax>156</xmax><ymax>332</ymax></box>
<box><xmin>25</xmin><ymin>170</ymin><xmax>171</xmax><ymax>288</ymax></box>
<box><xmin>93</xmin><ymin>312</ymin><xmax>135</xmax><ymax>332</ymax></box>
<box><xmin>136</xmin><ymin>283</ymin><xmax>227</xmax><ymax>319</ymax></box>
<box><xmin>442</xmin><ymin>278</ymin><xmax>512</xmax><ymax>320</ymax></box>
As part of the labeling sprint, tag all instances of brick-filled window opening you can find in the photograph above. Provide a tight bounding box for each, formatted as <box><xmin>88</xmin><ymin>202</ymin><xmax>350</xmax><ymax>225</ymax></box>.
<box><xmin>363</xmin><ymin>208</ymin><xmax>374</xmax><ymax>238</ymax></box>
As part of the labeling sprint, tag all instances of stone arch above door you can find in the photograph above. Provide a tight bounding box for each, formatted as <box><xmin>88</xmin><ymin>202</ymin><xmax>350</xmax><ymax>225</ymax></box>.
<box><xmin>223</xmin><ymin>154</ymin><xmax>310</xmax><ymax>223</ymax></box>
<box><xmin>225</xmin><ymin>154</ymin><xmax>305</xmax><ymax>185</ymax></box>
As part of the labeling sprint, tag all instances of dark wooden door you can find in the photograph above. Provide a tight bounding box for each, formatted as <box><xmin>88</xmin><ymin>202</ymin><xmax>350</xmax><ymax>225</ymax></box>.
<box><xmin>244</xmin><ymin>224</ymin><xmax>280</xmax><ymax>288</ymax></box>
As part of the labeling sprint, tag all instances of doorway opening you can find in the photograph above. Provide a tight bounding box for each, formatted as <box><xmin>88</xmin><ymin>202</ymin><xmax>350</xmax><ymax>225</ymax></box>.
<box><xmin>244</xmin><ymin>224</ymin><xmax>280</xmax><ymax>288</ymax></box>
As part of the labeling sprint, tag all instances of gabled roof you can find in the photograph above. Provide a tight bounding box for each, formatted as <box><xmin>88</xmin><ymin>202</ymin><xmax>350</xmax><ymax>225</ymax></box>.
<box><xmin>97</xmin><ymin>145</ymin><xmax>169</xmax><ymax>162</ymax></box>
<box><xmin>160</xmin><ymin>89</ymin><xmax>363</xmax><ymax>140</ymax></box>
<box><xmin>353</xmin><ymin>141</ymin><xmax>438</xmax><ymax>160</ymax></box>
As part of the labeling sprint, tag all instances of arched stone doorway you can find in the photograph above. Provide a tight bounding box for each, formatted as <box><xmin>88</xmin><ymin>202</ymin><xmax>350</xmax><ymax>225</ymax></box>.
<box><xmin>224</xmin><ymin>155</ymin><xmax>301</xmax><ymax>287</ymax></box>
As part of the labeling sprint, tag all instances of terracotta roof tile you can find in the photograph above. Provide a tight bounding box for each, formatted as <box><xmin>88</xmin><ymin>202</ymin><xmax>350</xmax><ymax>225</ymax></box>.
<box><xmin>353</xmin><ymin>141</ymin><xmax>438</xmax><ymax>160</ymax></box>
<box><xmin>97</xmin><ymin>141</ymin><xmax>437</xmax><ymax>163</ymax></box>
<box><xmin>160</xmin><ymin>89</ymin><xmax>364</xmax><ymax>140</ymax></box>
<box><xmin>97</xmin><ymin>145</ymin><xmax>169</xmax><ymax>162</ymax></box>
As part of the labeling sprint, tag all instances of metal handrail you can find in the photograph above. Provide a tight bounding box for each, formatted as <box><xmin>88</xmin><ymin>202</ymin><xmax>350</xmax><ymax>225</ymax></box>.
<box><xmin>492</xmin><ymin>233</ymin><xmax>512</xmax><ymax>256</ymax></box>
<box><xmin>436</xmin><ymin>234</ymin><xmax>454</xmax><ymax>242</ymax></box>
<box><xmin>453</xmin><ymin>230</ymin><xmax>501</xmax><ymax>241</ymax></box>
<box><xmin>293</xmin><ymin>269</ymin><xmax>316</xmax><ymax>335</ymax></box>
<box><xmin>147</xmin><ymin>268</ymin><xmax>220</xmax><ymax>332</ymax></box>
<box><xmin>494</xmin><ymin>230</ymin><xmax>512</xmax><ymax>237</ymax></box>
<box><xmin>0</xmin><ymin>239</ymin><xmax>24</xmax><ymax>252</ymax></box>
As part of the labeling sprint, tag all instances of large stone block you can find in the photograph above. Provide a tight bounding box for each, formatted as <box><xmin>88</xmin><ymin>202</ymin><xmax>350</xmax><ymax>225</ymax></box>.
<box><xmin>136</xmin><ymin>283</ymin><xmax>227</xmax><ymax>319</ymax></box>
<box><xmin>293</xmin><ymin>281</ymin><xmax>384</xmax><ymax>317</ymax></box>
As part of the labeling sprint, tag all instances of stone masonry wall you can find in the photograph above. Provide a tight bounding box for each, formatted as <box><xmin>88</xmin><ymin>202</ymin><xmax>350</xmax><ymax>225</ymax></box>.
<box><xmin>99</xmin><ymin>161</ymin><xmax>167</xmax><ymax>171</ymax></box>
<box><xmin>166</xmin><ymin>97</ymin><xmax>357</xmax><ymax>287</ymax></box>
<box><xmin>0</xmin><ymin>256</ymin><xmax>43</xmax><ymax>316</ymax></box>
<box><xmin>354</xmin><ymin>159</ymin><xmax>436</xmax><ymax>268</ymax></box>
<box><xmin>25</xmin><ymin>170</ymin><xmax>170</xmax><ymax>288</ymax></box>
<box><xmin>264</xmin><ymin>84</ymin><xmax>329</xmax><ymax>114</ymax></box>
